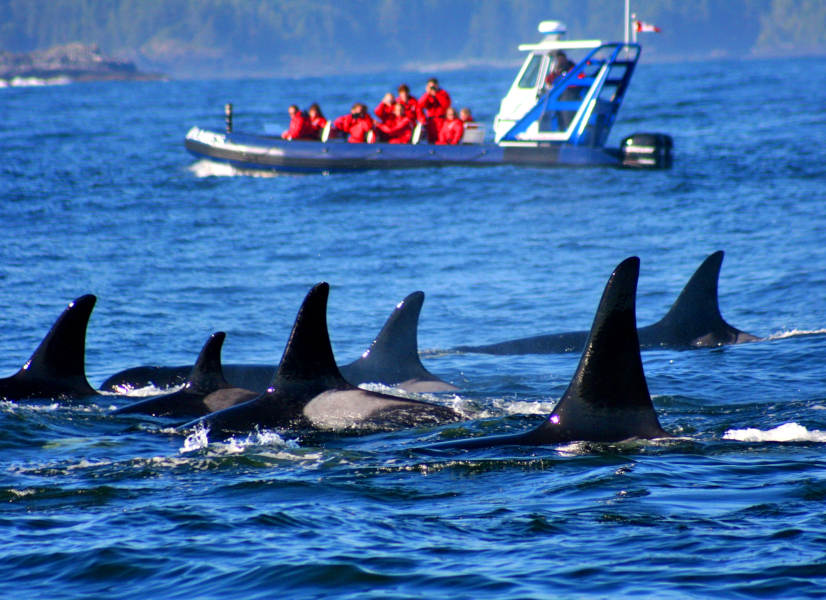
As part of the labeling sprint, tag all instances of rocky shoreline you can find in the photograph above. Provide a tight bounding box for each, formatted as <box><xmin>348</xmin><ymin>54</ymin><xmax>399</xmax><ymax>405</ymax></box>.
<box><xmin>0</xmin><ymin>42</ymin><xmax>163</xmax><ymax>85</ymax></box>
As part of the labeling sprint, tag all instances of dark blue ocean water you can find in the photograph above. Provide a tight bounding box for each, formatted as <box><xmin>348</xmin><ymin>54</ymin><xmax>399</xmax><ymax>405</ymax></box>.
<box><xmin>2</xmin><ymin>56</ymin><xmax>826</xmax><ymax>598</ymax></box>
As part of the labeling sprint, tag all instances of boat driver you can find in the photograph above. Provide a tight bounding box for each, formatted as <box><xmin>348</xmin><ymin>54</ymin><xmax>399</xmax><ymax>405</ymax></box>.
<box><xmin>544</xmin><ymin>51</ymin><xmax>576</xmax><ymax>88</ymax></box>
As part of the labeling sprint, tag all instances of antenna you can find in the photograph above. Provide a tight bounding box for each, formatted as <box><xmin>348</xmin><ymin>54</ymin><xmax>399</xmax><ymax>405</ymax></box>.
<box><xmin>624</xmin><ymin>0</ymin><xmax>630</xmax><ymax>44</ymax></box>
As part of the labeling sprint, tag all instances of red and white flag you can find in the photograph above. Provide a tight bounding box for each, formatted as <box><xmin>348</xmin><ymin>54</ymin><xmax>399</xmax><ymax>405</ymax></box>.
<box><xmin>635</xmin><ymin>20</ymin><xmax>661</xmax><ymax>33</ymax></box>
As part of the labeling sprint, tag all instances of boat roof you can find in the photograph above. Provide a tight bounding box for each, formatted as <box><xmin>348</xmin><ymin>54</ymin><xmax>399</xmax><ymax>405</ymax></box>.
<box><xmin>517</xmin><ymin>39</ymin><xmax>603</xmax><ymax>52</ymax></box>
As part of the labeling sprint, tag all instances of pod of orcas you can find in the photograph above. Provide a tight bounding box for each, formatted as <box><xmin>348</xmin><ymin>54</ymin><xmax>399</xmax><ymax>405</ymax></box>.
<box><xmin>452</xmin><ymin>250</ymin><xmax>758</xmax><ymax>354</ymax></box>
<box><xmin>102</xmin><ymin>290</ymin><xmax>457</xmax><ymax>395</ymax></box>
<box><xmin>0</xmin><ymin>250</ymin><xmax>763</xmax><ymax>449</ymax></box>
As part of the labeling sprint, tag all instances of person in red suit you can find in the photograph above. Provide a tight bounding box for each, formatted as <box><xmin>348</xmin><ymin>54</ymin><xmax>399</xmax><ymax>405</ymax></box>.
<box><xmin>333</xmin><ymin>103</ymin><xmax>375</xmax><ymax>143</ymax></box>
<box><xmin>544</xmin><ymin>50</ymin><xmax>575</xmax><ymax>89</ymax></box>
<box><xmin>306</xmin><ymin>103</ymin><xmax>327</xmax><ymax>139</ymax></box>
<box><xmin>418</xmin><ymin>77</ymin><xmax>451</xmax><ymax>143</ymax></box>
<box><xmin>377</xmin><ymin>103</ymin><xmax>413</xmax><ymax>144</ymax></box>
<box><xmin>396</xmin><ymin>84</ymin><xmax>420</xmax><ymax>123</ymax></box>
<box><xmin>374</xmin><ymin>93</ymin><xmax>395</xmax><ymax>124</ymax></box>
<box><xmin>281</xmin><ymin>105</ymin><xmax>315</xmax><ymax>140</ymax></box>
<box><xmin>459</xmin><ymin>107</ymin><xmax>474</xmax><ymax>123</ymax></box>
<box><xmin>436</xmin><ymin>106</ymin><xmax>464</xmax><ymax>145</ymax></box>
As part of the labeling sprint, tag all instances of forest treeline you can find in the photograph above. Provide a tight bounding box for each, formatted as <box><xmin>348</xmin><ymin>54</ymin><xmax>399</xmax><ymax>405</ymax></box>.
<box><xmin>1</xmin><ymin>0</ymin><xmax>824</xmax><ymax>77</ymax></box>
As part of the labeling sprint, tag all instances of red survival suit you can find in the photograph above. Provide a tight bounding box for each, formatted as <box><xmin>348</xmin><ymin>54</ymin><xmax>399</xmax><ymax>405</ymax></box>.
<box><xmin>418</xmin><ymin>88</ymin><xmax>451</xmax><ymax>143</ymax></box>
<box><xmin>436</xmin><ymin>116</ymin><xmax>464</xmax><ymax>145</ymax></box>
<box><xmin>333</xmin><ymin>113</ymin><xmax>375</xmax><ymax>143</ymax></box>
<box><xmin>377</xmin><ymin>114</ymin><xmax>413</xmax><ymax>144</ymax></box>
<box><xmin>307</xmin><ymin>115</ymin><xmax>327</xmax><ymax>140</ymax></box>
<box><xmin>282</xmin><ymin>110</ymin><xmax>315</xmax><ymax>140</ymax></box>
<box><xmin>397</xmin><ymin>95</ymin><xmax>420</xmax><ymax>124</ymax></box>
<box><xmin>374</xmin><ymin>101</ymin><xmax>394</xmax><ymax>124</ymax></box>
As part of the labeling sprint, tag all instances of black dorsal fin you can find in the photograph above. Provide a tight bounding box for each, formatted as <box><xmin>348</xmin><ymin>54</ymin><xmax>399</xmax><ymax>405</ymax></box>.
<box><xmin>528</xmin><ymin>257</ymin><xmax>667</xmax><ymax>443</ymax></box>
<box><xmin>269</xmin><ymin>283</ymin><xmax>350</xmax><ymax>392</ymax></box>
<box><xmin>641</xmin><ymin>251</ymin><xmax>757</xmax><ymax>347</ymax></box>
<box><xmin>340</xmin><ymin>291</ymin><xmax>435</xmax><ymax>385</ymax></box>
<box><xmin>185</xmin><ymin>332</ymin><xmax>231</xmax><ymax>393</ymax></box>
<box><xmin>13</xmin><ymin>294</ymin><xmax>97</xmax><ymax>397</ymax></box>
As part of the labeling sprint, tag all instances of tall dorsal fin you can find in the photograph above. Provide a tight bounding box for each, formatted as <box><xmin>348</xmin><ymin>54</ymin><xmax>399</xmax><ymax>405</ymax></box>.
<box><xmin>269</xmin><ymin>283</ymin><xmax>349</xmax><ymax>391</ymax></box>
<box><xmin>7</xmin><ymin>294</ymin><xmax>98</xmax><ymax>398</ymax></box>
<box><xmin>185</xmin><ymin>332</ymin><xmax>231</xmax><ymax>393</ymax></box>
<box><xmin>528</xmin><ymin>257</ymin><xmax>667</xmax><ymax>443</ymax></box>
<box><xmin>642</xmin><ymin>251</ymin><xmax>757</xmax><ymax>347</ymax></box>
<box><xmin>341</xmin><ymin>291</ymin><xmax>435</xmax><ymax>384</ymax></box>
<box><xmin>426</xmin><ymin>258</ymin><xmax>667</xmax><ymax>450</ymax></box>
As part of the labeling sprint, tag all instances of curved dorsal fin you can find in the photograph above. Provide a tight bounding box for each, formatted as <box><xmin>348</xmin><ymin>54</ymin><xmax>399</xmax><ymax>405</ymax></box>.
<box><xmin>6</xmin><ymin>294</ymin><xmax>98</xmax><ymax>398</ymax></box>
<box><xmin>269</xmin><ymin>283</ymin><xmax>349</xmax><ymax>391</ymax></box>
<box><xmin>529</xmin><ymin>257</ymin><xmax>667</xmax><ymax>443</ymax></box>
<box><xmin>341</xmin><ymin>291</ymin><xmax>436</xmax><ymax>385</ymax></box>
<box><xmin>185</xmin><ymin>332</ymin><xmax>231</xmax><ymax>393</ymax></box>
<box><xmin>641</xmin><ymin>250</ymin><xmax>757</xmax><ymax>347</ymax></box>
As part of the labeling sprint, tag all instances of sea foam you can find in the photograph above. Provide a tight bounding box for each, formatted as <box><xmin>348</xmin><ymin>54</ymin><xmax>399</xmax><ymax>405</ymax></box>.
<box><xmin>723</xmin><ymin>422</ymin><xmax>826</xmax><ymax>442</ymax></box>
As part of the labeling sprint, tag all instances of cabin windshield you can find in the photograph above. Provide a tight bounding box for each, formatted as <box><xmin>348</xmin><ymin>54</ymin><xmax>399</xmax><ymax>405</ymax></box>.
<box><xmin>517</xmin><ymin>54</ymin><xmax>543</xmax><ymax>89</ymax></box>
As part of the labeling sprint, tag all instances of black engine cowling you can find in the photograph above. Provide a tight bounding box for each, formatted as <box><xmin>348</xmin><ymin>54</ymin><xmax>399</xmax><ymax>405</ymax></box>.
<box><xmin>620</xmin><ymin>132</ymin><xmax>673</xmax><ymax>168</ymax></box>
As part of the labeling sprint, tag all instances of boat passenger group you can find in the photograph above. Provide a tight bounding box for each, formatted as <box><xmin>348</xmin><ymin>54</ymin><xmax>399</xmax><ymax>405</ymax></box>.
<box><xmin>280</xmin><ymin>78</ymin><xmax>474</xmax><ymax>145</ymax></box>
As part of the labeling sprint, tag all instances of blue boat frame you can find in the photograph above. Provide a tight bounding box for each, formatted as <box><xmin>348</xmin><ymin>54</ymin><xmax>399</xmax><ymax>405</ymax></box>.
<box><xmin>500</xmin><ymin>43</ymin><xmax>640</xmax><ymax>147</ymax></box>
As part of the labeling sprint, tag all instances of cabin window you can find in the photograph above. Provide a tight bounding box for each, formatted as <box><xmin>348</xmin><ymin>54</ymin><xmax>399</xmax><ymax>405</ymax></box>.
<box><xmin>599</xmin><ymin>65</ymin><xmax>628</xmax><ymax>102</ymax></box>
<box><xmin>517</xmin><ymin>54</ymin><xmax>543</xmax><ymax>89</ymax></box>
<box><xmin>590</xmin><ymin>46</ymin><xmax>615</xmax><ymax>63</ymax></box>
<box><xmin>607</xmin><ymin>64</ymin><xmax>628</xmax><ymax>81</ymax></box>
<box><xmin>599</xmin><ymin>82</ymin><xmax>619</xmax><ymax>102</ymax></box>
<box><xmin>582</xmin><ymin>60</ymin><xmax>603</xmax><ymax>78</ymax></box>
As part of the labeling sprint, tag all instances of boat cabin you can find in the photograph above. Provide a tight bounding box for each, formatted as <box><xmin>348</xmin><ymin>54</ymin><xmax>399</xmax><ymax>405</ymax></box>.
<box><xmin>493</xmin><ymin>20</ymin><xmax>640</xmax><ymax>147</ymax></box>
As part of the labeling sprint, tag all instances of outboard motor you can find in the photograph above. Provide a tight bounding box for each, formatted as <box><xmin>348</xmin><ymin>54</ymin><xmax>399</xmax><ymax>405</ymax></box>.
<box><xmin>621</xmin><ymin>132</ymin><xmax>673</xmax><ymax>168</ymax></box>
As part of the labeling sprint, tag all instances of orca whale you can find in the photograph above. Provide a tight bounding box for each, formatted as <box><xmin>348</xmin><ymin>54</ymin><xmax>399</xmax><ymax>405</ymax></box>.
<box><xmin>338</xmin><ymin>291</ymin><xmax>458</xmax><ymax>392</ymax></box>
<box><xmin>429</xmin><ymin>257</ymin><xmax>669</xmax><ymax>450</ymax></box>
<box><xmin>99</xmin><ymin>291</ymin><xmax>456</xmax><ymax>393</ymax></box>
<box><xmin>0</xmin><ymin>295</ymin><xmax>99</xmax><ymax>400</ymax></box>
<box><xmin>111</xmin><ymin>332</ymin><xmax>258</xmax><ymax>418</ymax></box>
<box><xmin>453</xmin><ymin>251</ymin><xmax>758</xmax><ymax>355</ymax></box>
<box><xmin>183</xmin><ymin>283</ymin><xmax>460</xmax><ymax>440</ymax></box>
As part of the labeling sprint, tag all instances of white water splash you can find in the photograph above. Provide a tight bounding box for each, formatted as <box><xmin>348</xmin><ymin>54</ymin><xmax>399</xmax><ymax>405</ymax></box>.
<box><xmin>466</xmin><ymin>397</ymin><xmax>557</xmax><ymax>420</ymax></box>
<box><xmin>498</xmin><ymin>399</ymin><xmax>557</xmax><ymax>416</ymax></box>
<box><xmin>221</xmin><ymin>429</ymin><xmax>297</xmax><ymax>453</ymax></box>
<box><xmin>179</xmin><ymin>424</ymin><xmax>297</xmax><ymax>454</ymax></box>
<box><xmin>107</xmin><ymin>383</ymin><xmax>185</xmax><ymax>397</ymax></box>
<box><xmin>180</xmin><ymin>423</ymin><xmax>211</xmax><ymax>453</ymax></box>
<box><xmin>188</xmin><ymin>159</ymin><xmax>279</xmax><ymax>178</ymax></box>
<box><xmin>723</xmin><ymin>422</ymin><xmax>826</xmax><ymax>442</ymax></box>
<box><xmin>764</xmin><ymin>328</ymin><xmax>826</xmax><ymax>341</ymax></box>
<box><xmin>0</xmin><ymin>400</ymin><xmax>60</xmax><ymax>413</ymax></box>
<box><xmin>1</xmin><ymin>76</ymin><xmax>72</xmax><ymax>87</ymax></box>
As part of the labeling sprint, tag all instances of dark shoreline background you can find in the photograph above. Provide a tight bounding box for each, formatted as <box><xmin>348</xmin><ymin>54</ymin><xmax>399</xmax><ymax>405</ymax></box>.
<box><xmin>1</xmin><ymin>0</ymin><xmax>825</xmax><ymax>80</ymax></box>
